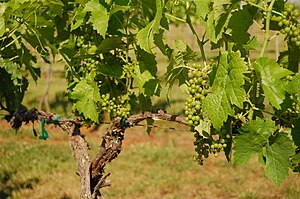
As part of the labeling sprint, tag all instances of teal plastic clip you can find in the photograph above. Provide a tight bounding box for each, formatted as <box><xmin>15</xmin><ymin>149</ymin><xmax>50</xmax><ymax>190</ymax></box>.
<box><xmin>39</xmin><ymin>118</ymin><xmax>49</xmax><ymax>140</ymax></box>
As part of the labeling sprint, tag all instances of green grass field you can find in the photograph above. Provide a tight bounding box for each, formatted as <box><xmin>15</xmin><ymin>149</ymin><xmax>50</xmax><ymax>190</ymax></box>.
<box><xmin>1</xmin><ymin>25</ymin><xmax>300</xmax><ymax>199</ymax></box>
<box><xmin>1</xmin><ymin>126</ymin><xmax>300</xmax><ymax>199</ymax></box>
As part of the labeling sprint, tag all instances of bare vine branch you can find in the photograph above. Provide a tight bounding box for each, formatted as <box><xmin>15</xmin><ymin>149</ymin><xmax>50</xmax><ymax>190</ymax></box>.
<box><xmin>9</xmin><ymin>108</ymin><xmax>188</xmax><ymax>199</ymax></box>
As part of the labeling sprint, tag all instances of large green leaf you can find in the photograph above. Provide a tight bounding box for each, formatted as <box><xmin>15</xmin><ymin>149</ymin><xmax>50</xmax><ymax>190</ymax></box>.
<box><xmin>84</xmin><ymin>0</ymin><xmax>109</xmax><ymax>38</ymax></box>
<box><xmin>70</xmin><ymin>73</ymin><xmax>101</xmax><ymax>122</ymax></box>
<box><xmin>203</xmin><ymin>51</ymin><xmax>247</xmax><ymax>130</ymax></box>
<box><xmin>136</xmin><ymin>0</ymin><xmax>163</xmax><ymax>53</ymax></box>
<box><xmin>254</xmin><ymin>57</ymin><xmax>293</xmax><ymax>109</ymax></box>
<box><xmin>233</xmin><ymin>118</ymin><xmax>275</xmax><ymax>165</ymax></box>
<box><xmin>265</xmin><ymin>133</ymin><xmax>295</xmax><ymax>186</ymax></box>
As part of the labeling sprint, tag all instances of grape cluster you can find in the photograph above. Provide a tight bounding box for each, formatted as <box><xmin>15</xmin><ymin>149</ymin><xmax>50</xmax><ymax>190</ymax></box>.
<box><xmin>193</xmin><ymin>131</ymin><xmax>209</xmax><ymax>165</ymax></box>
<box><xmin>210</xmin><ymin>135</ymin><xmax>230</xmax><ymax>158</ymax></box>
<box><xmin>184</xmin><ymin>64</ymin><xmax>213</xmax><ymax>164</ymax></box>
<box><xmin>76</xmin><ymin>36</ymin><xmax>91</xmax><ymax>48</ymax></box>
<box><xmin>100</xmin><ymin>93</ymin><xmax>131</xmax><ymax>118</ymax></box>
<box><xmin>184</xmin><ymin>64</ymin><xmax>211</xmax><ymax>127</ymax></box>
<box><xmin>83</xmin><ymin>58</ymin><xmax>100</xmax><ymax>69</ymax></box>
<box><xmin>193</xmin><ymin>130</ymin><xmax>231</xmax><ymax>164</ymax></box>
<box><xmin>275</xmin><ymin>3</ymin><xmax>300</xmax><ymax>46</ymax></box>
<box><xmin>115</xmin><ymin>94</ymin><xmax>131</xmax><ymax>118</ymax></box>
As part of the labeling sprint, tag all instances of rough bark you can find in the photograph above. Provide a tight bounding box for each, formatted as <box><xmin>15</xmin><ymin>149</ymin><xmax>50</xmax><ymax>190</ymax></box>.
<box><xmin>10</xmin><ymin>108</ymin><xmax>91</xmax><ymax>198</ymax></box>
<box><xmin>10</xmin><ymin>109</ymin><xmax>187</xmax><ymax>199</ymax></box>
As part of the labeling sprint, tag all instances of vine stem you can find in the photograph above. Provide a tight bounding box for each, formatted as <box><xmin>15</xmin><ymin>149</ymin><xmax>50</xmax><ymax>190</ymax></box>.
<box><xmin>247</xmin><ymin>0</ymin><xmax>283</xmax><ymax>16</ymax></box>
<box><xmin>186</xmin><ymin>13</ymin><xmax>207</xmax><ymax>63</ymax></box>
<box><xmin>260</xmin><ymin>0</ymin><xmax>276</xmax><ymax>57</ymax></box>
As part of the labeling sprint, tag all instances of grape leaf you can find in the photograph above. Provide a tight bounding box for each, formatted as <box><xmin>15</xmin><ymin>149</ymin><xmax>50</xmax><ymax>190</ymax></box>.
<box><xmin>243</xmin><ymin>36</ymin><xmax>259</xmax><ymax>51</ymax></box>
<box><xmin>47</xmin><ymin>0</ymin><xmax>64</xmax><ymax>17</ymax></box>
<box><xmin>84</xmin><ymin>0</ymin><xmax>109</xmax><ymax>38</ymax></box>
<box><xmin>291</xmin><ymin>118</ymin><xmax>300</xmax><ymax>147</ymax></box>
<box><xmin>203</xmin><ymin>51</ymin><xmax>247</xmax><ymax>130</ymax></box>
<box><xmin>193</xmin><ymin>0</ymin><xmax>211</xmax><ymax>19</ymax></box>
<box><xmin>0</xmin><ymin>58</ymin><xmax>23</xmax><ymax>85</ymax></box>
<box><xmin>204</xmin><ymin>0</ymin><xmax>238</xmax><ymax>43</ymax></box>
<box><xmin>71</xmin><ymin>7</ymin><xmax>86</xmax><ymax>31</ymax></box>
<box><xmin>154</xmin><ymin>29</ymin><xmax>172</xmax><ymax>58</ymax></box>
<box><xmin>228</xmin><ymin>4</ymin><xmax>257</xmax><ymax>45</ymax></box>
<box><xmin>286</xmin><ymin>73</ymin><xmax>300</xmax><ymax>96</ymax></box>
<box><xmin>265</xmin><ymin>133</ymin><xmax>295</xmax><ymax>186</ymax></box>
<box><xmin>70</xmin><ymin>73</ymin><xmax>101</xmax><ymax>122</ymax></box>
<box><xmin>132</xmin><ymin>63</ymin><xmax>160</xmax><ymax>96</ymax></box>
<box><xmin>136</xmin><ymin>0</ymin><xmax>163</xmax><ymax>53</ymax></box>
<box><xmin>165</xmin><ymin>40</ymin><xmax>197</xmax><ymax>88</ymax></box>
<box><xmin>96</xmin><ymin>64</ymin><xmax>123</xmax><ymax>78</ymax></box>
<box><xmin>253</xmin><ymin>57</ymin><xmax>293</xmax><ymax>109</ymax></box>
<box><xmin>233</xmin><ymin>118</ymin><xmax>275</xmax><ymax>165</ymax></box>
<box><xmin>98</xmin><ymin>37</ymin><xmax>124</xmax><ymax>52</ymax></box>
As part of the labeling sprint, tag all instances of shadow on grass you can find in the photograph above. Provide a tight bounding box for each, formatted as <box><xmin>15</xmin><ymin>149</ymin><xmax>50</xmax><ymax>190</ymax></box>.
<box><xmin>0</xmin><ymin>170</ymin><xmax>39</xmax><ymax>198</ymax></box>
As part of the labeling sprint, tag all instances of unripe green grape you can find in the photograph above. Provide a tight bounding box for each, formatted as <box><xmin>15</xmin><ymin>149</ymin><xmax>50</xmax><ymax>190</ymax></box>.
<box><xmin>296</xmin><ymin>41</ymin><xmax>300</xmax><ymax>46</ymax></box>
<box><xmin>195</xmin><ymin>93</ymin><xmax>201</xmax><ymax>98</ymax></box>
<box><xmin>278</xmin><ymin>21</ymin><xmax>283</xmax><ymax>27</ymax></box>
<box><xmin>285</xmin><ymin>27</ymin><xmax>290</xmax><ymax>33</ymax></box>
<box><xmin>293</xmin><ymin>10</ymin><xmax>299</xmax><ymax>17</ymax></box>
<box><xmin>223</xmin><ymin>143</ymin><xmax>227</xmax><ymax>148</ymax></box>
<box><xmin>191</xmin><ymin>101</ymin><xmax>196</xmax><ymax>107</ymax></box>
<box><xmin>195</xmin><ymin>104</ymin><xmax>201</xmax><ymax>110</ymax></box>
<box><xmin>189</xmin><ymin>79</ymin><xmax>194</xmax><ymax>84</ymax></box>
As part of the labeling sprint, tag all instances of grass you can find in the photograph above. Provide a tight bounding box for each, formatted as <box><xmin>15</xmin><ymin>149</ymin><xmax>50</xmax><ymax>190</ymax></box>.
<box><xmin>0</xmin><ymin>133</ymin><xmax>79</xmax><ymax>198</ymax></box>
<box><xmin>1</xmin><ymin>126</ymin><xmax>300</xmax><ymax>199</ymax></box>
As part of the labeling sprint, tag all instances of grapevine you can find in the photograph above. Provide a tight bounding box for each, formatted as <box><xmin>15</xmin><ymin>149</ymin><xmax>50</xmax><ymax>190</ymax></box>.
<box><xmin>273</xmin><ymin>2</ymin><xmax>300</xmax><ymax>46</ymax></box>
<box><xmin>1</xmin><ymin>0</ymin><xmax>300</xmax><ymax>197</ymax></box>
